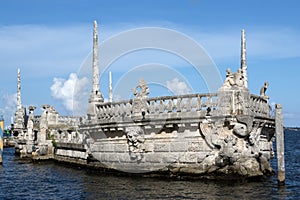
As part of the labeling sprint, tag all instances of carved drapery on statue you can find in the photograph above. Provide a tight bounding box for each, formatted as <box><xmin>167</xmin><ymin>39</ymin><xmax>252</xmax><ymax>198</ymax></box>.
<box><xmin>132</xmin><ymin>79</ymin><xmax>150</xmax><ymax>119</ymax></box>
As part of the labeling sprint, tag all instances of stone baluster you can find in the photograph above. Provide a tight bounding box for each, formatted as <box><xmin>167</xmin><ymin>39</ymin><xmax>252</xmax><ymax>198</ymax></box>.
<box><xmin>148</xmin><ymin>100</ymin><xmax>155</xmax><ymax>114</ymax></box>
<box><xmin>186</xmin><ymin>98</ymin><xmax>191</xmax><ymax>112</ymax></box>
<box><xmin>167</xmin><ymin>99</ymin><xmax>174</xmax><ymax>113</ymax></box>
<box><xmin>177</xmin><ymin>98</ymin><xmax>182</xmax><ymax>112</ymax></box>
<box><xmin>190</xmin><ymin>97</ymin><xmax>196</xmax><ymax>111</ymax></box>
<box><xmin>120</xmin><ymin>103</ymin><xmax>125</xmax><ymax>117</ymax></box>
<box><xmin>158</xmin><ymin>100</ymin><xmax>164</xmax><ymax>113</ymax></box>
<box><xmin>126</xmin><ymin>102</ymin><xmax>132</xmax><ymax>116</ymax></box>
<box><xmin>196</xmin><ymin>95</ymin><xmax>202</xmax><ymax>111</ymax></box>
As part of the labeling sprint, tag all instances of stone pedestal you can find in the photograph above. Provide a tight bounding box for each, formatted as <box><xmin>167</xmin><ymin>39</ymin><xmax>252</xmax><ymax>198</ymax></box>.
<box><xmin>217</xmin><ymin>86</ymin><xmax>250</xmax><ymax>115</ymax></box>
<box><xmin>39</xmin><ymin>128</ymin><xmax>47</xmax><ymax>144</ymax></box>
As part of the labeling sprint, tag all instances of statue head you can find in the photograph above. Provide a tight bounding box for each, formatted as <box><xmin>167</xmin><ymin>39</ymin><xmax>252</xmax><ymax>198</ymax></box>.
<box><xmin>264</xmin><ymin>82</ymin><xmax>269</xmax><ymax>87</ymax></box>
<box><xmin>226</xmin><ymin>68</ymin><xmax>232</xmax><ymax>74</ymax></box>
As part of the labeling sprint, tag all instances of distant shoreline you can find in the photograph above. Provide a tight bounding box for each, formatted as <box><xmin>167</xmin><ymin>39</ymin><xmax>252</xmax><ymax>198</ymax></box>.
<box><xmin>285</xmin><ymin>127</ymin><xmax>300</xmax><ymax>131</ymax></box>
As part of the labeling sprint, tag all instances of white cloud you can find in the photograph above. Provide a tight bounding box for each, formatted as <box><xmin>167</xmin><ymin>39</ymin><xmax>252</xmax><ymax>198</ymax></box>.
<box><xmin>166</xmin><ymin>78</ymin><xmax>191</xmax><ymax>95</ymax></box>
<box><xmin>0</xmin><ymin>93</ymin><xmax>17</xmax><ymax>127</ymax></box>
<box><xmin>50</xmin><ymin>73</ymin><xmax>89</xmax><ymax>115</ymax></box>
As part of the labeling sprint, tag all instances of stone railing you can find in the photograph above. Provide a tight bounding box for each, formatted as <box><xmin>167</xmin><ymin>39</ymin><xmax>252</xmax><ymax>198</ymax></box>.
<box><xmin>94</xmin><ymin>92</ymin><xmax>272</xmax><ymax>124</ymax></box>
<box><xmin>147</xmin><ymin>93</ymin><xmax>217</xmax><ymax>114</ymax></box>
<box><xmin>53</xmin><ymin>129</ymin><xmax>85</xmax><ymax>144</ymax></box>
<box><xmin>58</xmin><ymin>116</ymin><xmax>81</xmax><ymax>126</ymax></box>
<box><xmin>33</xmin><ymin>115</ymin><xmax>81</xmax><ymax>126</ymax></box>
<box><xmin>96</xmin><ymin>93</ymin><xmax>218</xmax><ymax>123</ymax></box>
<box><xmin>249</xmin><ymin>95</ymin><xmax>270</xmax><ymax>118</ymax></box>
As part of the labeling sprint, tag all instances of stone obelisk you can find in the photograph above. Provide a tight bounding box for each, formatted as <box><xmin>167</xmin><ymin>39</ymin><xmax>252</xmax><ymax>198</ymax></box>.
<box><xmin>17</xmin><ymin>68</ymin><xmax>22</xmax><ymax>110</ymax></box>
<box><xmin>241</xmin><ymin>29</ymin><xmax>248</xmax><ymax>88</ymax></box>
<box><xmin>87</xmin><ymin>20</ymin><xmax>104</xmax><ymax>119</ymax></box>
<box><xmin>109</xmin><ymin>71</ymin><xmax>113</xmax><ymax>103</ymax></box>
<box><xmin>14</xmin><ymin>68</ymin><xmax>25</xmax><ymax>137</ymax></box>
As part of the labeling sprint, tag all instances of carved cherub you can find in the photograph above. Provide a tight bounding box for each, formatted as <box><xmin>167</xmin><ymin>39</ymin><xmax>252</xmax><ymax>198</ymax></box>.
<box><xmin>223</xmin><ymin>68</ymin><xmax>235</xmax><ymax>87</ymax></box>
<box><xmin>132</xmin><ymin>79</ymin><xmax>150</xmax><ymax>98</ymax></box>
<box><xmin>235</xmin><ymin>69</ymin><xmax>244</xmax><ymax>87</ymax></box>
<box><xmin>223</xmin><ymin>68</ymin><xmax>245</xmax><ymax>88</ymax></box>
<box><xmin>132</xmin><ymin>79</ymin><xmax>150</xmax><ymax>115</ymax></box>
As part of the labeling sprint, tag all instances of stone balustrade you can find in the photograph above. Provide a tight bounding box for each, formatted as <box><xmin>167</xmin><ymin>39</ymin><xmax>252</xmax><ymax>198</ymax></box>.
<box><xmin>147</xmin><ymin>93</ymin><xmax>217</xmax><ymax>114</ymax></box>
<box><xmin>32</xmin><ymin>115</ymin><xmax>81</xmax><ymax>127</ymax></box>
<box><xmin>93</xmin><ymin>92</ymin><xmax>271</xmax><ymax>125</ymax></box>
<box><xmin>58</xmin><ymin>116</ymin><xmax>81</xmax><ymax>126</ymax></box>
<box><xmin>95</xmin><ymin>93</ymin><xmax>218</xmax><ymax>123</ymax></box>
<box><xmin>249</xmin><ymin>95</ymin><xmax>270</xmax><ymax>118</ymax></box>
<box><xmin>53</xmin><ymin>129</ymin><xmax>84</xmax><ymax>144</ymax></box>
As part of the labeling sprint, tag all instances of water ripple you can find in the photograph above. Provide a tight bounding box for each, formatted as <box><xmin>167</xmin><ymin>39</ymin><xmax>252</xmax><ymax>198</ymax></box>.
<box><xmin>0</xmin><ymin>130</ymin><xmax>299</xmax><ymax>199</ymax></box>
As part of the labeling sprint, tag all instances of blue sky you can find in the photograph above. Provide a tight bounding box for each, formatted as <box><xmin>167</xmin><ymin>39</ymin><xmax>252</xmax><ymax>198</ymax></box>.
<box><xmin>0</xmin><ymin>0</ymin><xmax>299</xmax><ymax>127</ymax></box>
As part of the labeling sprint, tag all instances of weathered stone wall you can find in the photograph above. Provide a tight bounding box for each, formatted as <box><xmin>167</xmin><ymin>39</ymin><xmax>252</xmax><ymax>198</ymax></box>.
<box><xmin>90</xmin><ymin>127</ymin><xmax>211</xmax><ymax>173</ymax></box>
<box><xmin>55</xmin><ymin>143</ymin><xmax>87</xmax><ymax>163</ymax></box>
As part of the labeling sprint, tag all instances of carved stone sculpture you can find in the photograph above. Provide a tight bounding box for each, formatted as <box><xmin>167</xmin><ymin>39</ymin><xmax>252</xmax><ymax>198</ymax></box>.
<box><xmin>260</xmin><ymin>82</ymin><xmax>269</xmax><ymax>99</ymax></box>
<box><xmin>39</xmin><ymin>105</ymin><xmax>49</xmax><ymax>143</ymax></box>
<box><xmin>223</xmin><ymin>68</ymin><xmax>235</xmax><ymax>88</ymax></box>
<box><xmin>132</xmin><ymin>79</ymin><xmax>150</xmax><ymax>117</ymax></box>
<box><xmin>222</xmin><ymin>68</ymin><xmax>245</xmax><ymax>89</ymax></box>
<box><xmin>27</xmin><ymin>106</ymin><xmax>36</xmax><ymax>141</ymax></box>
<box><xmin>125</xmin><ymin>126</ymin><xmax>145</xmax><ymax>161</ymax></box>
<box><xmin>235</xmin><ymin>69</ymin><xmax>244</xmax><ymax>87</ymax></box>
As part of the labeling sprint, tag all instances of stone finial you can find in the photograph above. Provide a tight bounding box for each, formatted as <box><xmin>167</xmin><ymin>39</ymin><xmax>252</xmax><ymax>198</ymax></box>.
<box><xmin>241</xmin><ymin>29</ymin><xmax>248</xmax><ymax>88</ymax></box>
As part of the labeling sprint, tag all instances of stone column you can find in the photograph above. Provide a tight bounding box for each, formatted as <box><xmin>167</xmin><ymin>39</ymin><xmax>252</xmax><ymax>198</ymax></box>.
<box><xmin>0</xmin><ymin>128</ymin><xmax>3</xmax><ymax>164</ymax></box>
<box><xmin>241</xmin><ymin>29</ymin><xmax>248</xmax><ymax>88</ymax></box>
<box><xmin>275</xmin><ymin>104</ymin><xmax>285</xmax><ymax>186</ymax></box>
<box><xmin>39</xmin><ymin>108</ymin><xmax>48</xmax><ymax>144</ymax></box>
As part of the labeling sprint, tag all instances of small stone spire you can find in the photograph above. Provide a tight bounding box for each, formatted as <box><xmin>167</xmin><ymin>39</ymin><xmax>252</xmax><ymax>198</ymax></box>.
<box><xmin>240</xmin><ymin>29</ymin><xmax>248</xmax><ymax>88</ymax></box>
<box><xmin>17</xmin><ymin>68</ymin><xmax>22</xmax><ymax>110</ymax></box>
<box><xmin>109</xmin><ymin>71</ymin><xmax>113</xmax><ymax>102</ymax></box>
<box><xmin>87</xmin><ymin>20</ymin><xmax>104</xmax><ymax>118</ymax></box>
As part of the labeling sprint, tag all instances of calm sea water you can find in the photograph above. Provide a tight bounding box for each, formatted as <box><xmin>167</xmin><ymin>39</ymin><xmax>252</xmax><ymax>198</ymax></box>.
<box><xmin>0</xmin><ymin>130</ymin><xmax>299</xmax><ymax>200</ymax></box>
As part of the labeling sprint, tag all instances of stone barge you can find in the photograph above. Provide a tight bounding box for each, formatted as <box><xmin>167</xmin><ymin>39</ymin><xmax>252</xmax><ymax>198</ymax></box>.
<box><xmin>12</xmin><ymin>21</ymin><xmax>280</xmax><ymax>179</ymax></box>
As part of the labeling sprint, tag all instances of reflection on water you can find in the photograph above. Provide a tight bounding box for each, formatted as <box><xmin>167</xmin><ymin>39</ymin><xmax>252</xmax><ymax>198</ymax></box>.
<box><xmin>0</xmin><ymin>130</ymin><xmax>299</xmax><ymax>199</ymax></box>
